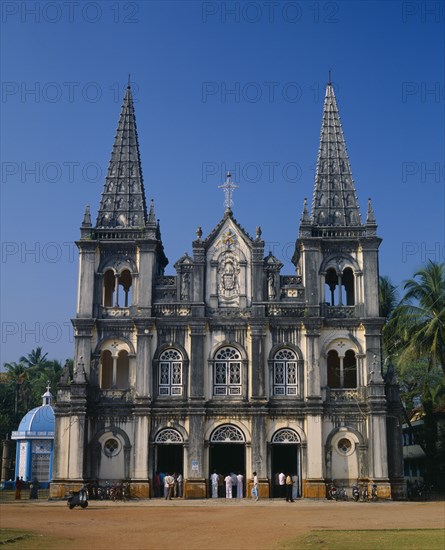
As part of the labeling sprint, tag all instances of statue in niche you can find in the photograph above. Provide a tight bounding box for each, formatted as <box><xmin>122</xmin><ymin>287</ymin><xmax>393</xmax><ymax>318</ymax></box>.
<box><xmin>116</xmin><ymin>198</ymin><xmax>124</xmax><ymax>209</ymax></box>
<box><xmin>107</xmin><ymin>181</ymin><xmax>114</xmax><ymax>193</ymax></box>
<box><xmin>181</xmin><ymin>272</ymin><xmax>190</xmax><ymax>300</ymax></box>
<box><xmin>332</xmin><ymin>194</ymin><xmax>339</xmax><ymax>207</ymax></box>
<box><xmin>218</xmin><ymin>254</ymin><xmax>240</xmax><ymax>305</ymax></box>
<box><xmin>118</xmin><ymin>181</ymin><xmax>126</xmax><ymax>193</ymax></box>
<box><xmin>267</xmin><ymin>273</ymin><xmax>276</xmax><ymax>300</ymax></box>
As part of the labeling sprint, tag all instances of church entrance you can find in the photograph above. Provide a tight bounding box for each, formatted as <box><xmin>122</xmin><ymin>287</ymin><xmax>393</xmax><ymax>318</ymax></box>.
<box><xmin>208</xmin><ymin>425</ymin><xmax>246</xmax><ymax>497</ymax></box>
<box><xmin>270</xmin><ymin>429</ymin><xmax>302</xmax><ymax>498</ymax></box>
<box><xmin>154</xmin><ymin>429</ymin><xmax>184</xmax><ymax>496</ymax></box>
<box><xmin>156</xmin><ymin>444</ymin><xmax>183</xmax><ymax>476</ymax></box>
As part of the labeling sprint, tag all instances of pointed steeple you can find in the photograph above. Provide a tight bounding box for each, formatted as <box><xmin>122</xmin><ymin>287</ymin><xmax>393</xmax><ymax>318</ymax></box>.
<box><xmin>96</xmin><ymin>82</ymin><xmax>148</xmax><ymax>229</ymax></box>
<box><xmin>311</xmin><ymin>83</ymin><xmax>362</xmax><ymax>229</ymax></box>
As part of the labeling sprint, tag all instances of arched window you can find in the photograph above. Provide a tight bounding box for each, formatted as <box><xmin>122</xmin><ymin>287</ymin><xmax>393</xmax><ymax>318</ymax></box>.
<box><xmin>159</xmin><ymin>349</ymin><xmax>183</xmax><ymax>396</ymax></box>
<box><xmin>116</xmin><ymin>350</ymin><xmax>129</xmax><ymax>389</ymax></box>
<box><xmin>272</xmin><ymin>429</ymin><xmax>300</xmax><ymax>443</ymax></box>
<box><xmin>327</xmin><ymin>350</ymin><xmax>341</xmax><ymax>388</ymax></box>
<box><xmin>343</xmin><ymin>349</ymin><xmax>357</xmax><ymax>388</ymax></box>
<box><xmin>119</xmin><ymin>269</ymin><xmax>132</xmax><ymax>307</ymax></box>
<box><xmin>273</xmin><ymin>349</ymin><xmax>298</xmax><ymax>396</ymax></box>
<box><xmin>210</xmin><ymin>425</ymin><xmax>245</xmax><ymax>442</ymax></box>
<box><xmin>324</xmin><ymin>266</ymin><xmax>355</xmax><ymax>306</ymax></box>
<box><xmin>100</xmin><ymin>350</ymin><xmax>113</xmax><ymax>389</ymax></box>
<box><xmin>100</xmin><ymin>347</ymin><xmax>129</xmax><ymax>390</ymax></box>
<box><xmin>155</xmin><ymin>429</ymin><xmax>183</xmax><ymax>443</ymax></box>
<box><xmin>213</xmin><ymin>347</ymin><xmax>242</xmax><ymax>397</ymax></box>
<box><xmin>325</xmin><ymin>268</ymin><xmax>338</xmax><ymax>306</ymax></box>
<box><xmin>342</xmin><ymin>268</ymin><xmax>355</xmax><ymax>306</ymax></box>
<box><xmin>327</xmin><ymin>348</ymin><xmax>357</xmax><ymax>389</ymax></box>
<box><xmin>103</xmin><ymin>270</ymin><xmax>115</xmax><ymax>307</ymax></box>
<box><xmin>103</xmin><ymin>268</ymin><xmax>133</xmax><ymax>307</ymax></box>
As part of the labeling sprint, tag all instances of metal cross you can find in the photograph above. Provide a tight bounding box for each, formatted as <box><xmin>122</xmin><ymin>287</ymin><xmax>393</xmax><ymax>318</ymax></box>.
<box><xmin>218</xmin><ymin>172</ymin><xmax>238</xmax><ymax>210</ymax></box>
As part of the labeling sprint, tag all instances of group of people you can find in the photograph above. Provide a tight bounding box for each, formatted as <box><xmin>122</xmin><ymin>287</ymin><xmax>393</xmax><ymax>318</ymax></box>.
<box><xmin>153</xmin><ymin>472</ymin><xmax>183</xmax><ymax>499</ymax></box>
<box><xmin>210</xmin><ymin>471</ymin><xmax>245</xmax><ymax>499</ymax></box>
<box><xmin>275</xmin><ymin>472</ymin><xmax>299</xmax><ymax>502</ymax></box>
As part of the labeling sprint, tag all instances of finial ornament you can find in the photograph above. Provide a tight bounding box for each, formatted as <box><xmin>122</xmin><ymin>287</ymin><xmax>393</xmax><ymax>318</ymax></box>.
<box><xmin>196</xmin><ymin>226</ymin><xmax>203</xmax><ymax>240</ymax></box>
<box><xmin>301</xmin><ymin>197</ymin><xmax>310</xmax><ymax>223</ymax></box>
<box><xmin>256</xmin><ymin>226</ymin><xmax>262</xmax><ymax>241</ymax></box>
<box><xmin>218</xmin><ymin>171</ymin><xmax>238</xmax><ymax>211</ymax></box>
<box><xmin>328</xmin><ymin>69</ymin><xmax>332</xmax><ymax>85</ymax></box>
<box><xmin>127</xmin><ymin>73</ymin><xmax>131</xmax><ymax>88</ymax></box>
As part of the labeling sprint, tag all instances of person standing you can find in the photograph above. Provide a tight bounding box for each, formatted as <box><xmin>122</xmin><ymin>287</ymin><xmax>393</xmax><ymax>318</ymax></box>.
<box><xmin>224</xmin><ymin>474</ymin><xmax>232</xmax><ymax>498</ymax></box>
<box><xmin>154</xmin><ymin>471</ymin><xmax>161</xmax><ymax>498</ymax></box>
<box><xmin>292</xmin><ymin>473</ymin><xmax>299</xmax><ymax>500</ymax></box>
<box><xmin>159</xmin><ymin>472</ymin><xmax>166</xmax><ymax>498</ymax></box>
<box><xmin>230</xmin><ymin>472</ymin><xmax>237</xmax><ymax>498</ymax></box>
<box><xmin>278</xmin><ymin>471</ymin><xmax>285</xmax><ymax>499</ymax></box>
<box><xmin>252</xmin><ymin>471</ymin><xmax>259</xmax><ymax>501</ymax></box>
<box><xmin>164</xmin><ymin>473</ymin><xmax>174</xmax><ymax>500</ymax></box>
<box><xmin>285</xmin><ymin>473</ymin><xmax>294</xmax><ymax>502</ymax></box>
<box><xmin>218</xmin><ymin>473</ymin><xmax>224</xmax><ymax>498</ymax></box>
<box><xmin>177</xmin><ymin>474</ymin><xmax>183</xmax><ymax>498</ymax></box>
<box><xmin>236</xmin><ymin>472</ymin><xmax>243</xmax><ymax>499</ymax></box>
<box><xmin>210</xmin><ymin>470</ymin><xmax>219</xmax><ymax>498</ymax></box>
<box><xmin>14</xmin><ymin>476</ymin><xmax>23</xmax><ymax>500</ymax></box>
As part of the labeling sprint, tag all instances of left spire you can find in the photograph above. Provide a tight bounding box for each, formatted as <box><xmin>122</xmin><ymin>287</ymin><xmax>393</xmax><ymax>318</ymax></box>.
<box><xmin>96</xmin><ymin>82</ymin><xmax>148</xmax><ymax>229</ymax></box>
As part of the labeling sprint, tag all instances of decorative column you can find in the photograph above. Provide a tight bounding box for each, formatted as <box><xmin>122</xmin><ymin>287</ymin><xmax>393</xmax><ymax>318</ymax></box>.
<box><xmin>76</xmin><ymin>241</ymin><xmax>96</xmax><ymax>318</ymax></box>
<box><xmin>189</xmin><ymin>322</ymin><xmax>206</xmax><ymax>400</ymax></box>
<box><xmin>251</xmin><ymin>415</ymin><xmax>269</xmax><ymax>497</ymax></box>
<box><xmin>250</xmin><ymin>323</ymin><xmax>267</xmax><ymax>399</ymax></box>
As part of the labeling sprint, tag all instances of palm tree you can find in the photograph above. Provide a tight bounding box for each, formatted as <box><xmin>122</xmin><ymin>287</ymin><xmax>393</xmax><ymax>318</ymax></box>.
<box><xmin>379</xmin><ymin>276</ymin><xmax>399</xmax><ymax>364</ymax></box>
<box><xmin>379</xmin><ymin>275</ymin><xmax>399</xmax><ymax>320</ymax></box>
<box><xmin>19</xmin><ymin>347</ymin><xmax>49</xmax><ymax>370</ymax></box>
<box><xmin>393</xmin><ymin>261</ymin><xmax>445</xmax><ymax>377</ymax></box>
<box><xmin>3</xmin><ymin>361</ymin><xmax>29</xmax><ymax>415</ymax></box>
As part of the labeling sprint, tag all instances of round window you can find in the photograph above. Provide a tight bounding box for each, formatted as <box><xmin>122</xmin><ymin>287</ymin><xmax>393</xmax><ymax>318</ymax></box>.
<box><xmin>104</xmin><ymin>438</ymin><xmax>120</xmax><ymax>457</ymax></box>
<box><xmin>337</xmin><ymin>438</ymin><xmax>352</xmax><ymax>454</ymax></box>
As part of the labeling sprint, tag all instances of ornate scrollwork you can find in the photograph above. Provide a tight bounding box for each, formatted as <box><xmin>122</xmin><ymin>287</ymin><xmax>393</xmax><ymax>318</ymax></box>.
<box><xmin>155</xmin><ymin>429</ymin><xmax>183</xmax><ymax>443</ymax></box>
<box><xmin>272</xmin><ymin>429</ymin><xmax>300</xmax><ymax>443</ymax></box>
<box><xmin>210</xmin><ymin>425</ymin><xmax>245</xmax><ymax>443</ymax></box>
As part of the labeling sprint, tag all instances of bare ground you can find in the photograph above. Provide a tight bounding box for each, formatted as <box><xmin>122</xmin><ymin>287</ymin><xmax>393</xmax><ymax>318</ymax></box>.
<box><xmin>1</xmin><ymin>499</ymin><xmax>444</xmax><ymax>550</ymax></box>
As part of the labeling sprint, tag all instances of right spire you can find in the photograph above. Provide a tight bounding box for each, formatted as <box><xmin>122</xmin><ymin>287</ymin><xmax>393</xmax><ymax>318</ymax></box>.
<box><xmin>310</xmin><ymin>82</ymin><xmax>362</xmax><ymax>228</ymax></box>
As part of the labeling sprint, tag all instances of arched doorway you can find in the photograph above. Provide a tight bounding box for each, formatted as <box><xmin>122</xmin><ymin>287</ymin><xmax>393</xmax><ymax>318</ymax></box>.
<box><xmin>209</xmin><ymin>425</ymin><xmax>246</xmax><ymax>497</ymax></box>
<box><xmin>155</xmin><ymin>429</ymin><xmax>184</xmax><ymax>482</ymax></box>
<box><xmin>270</xmin><ymin>429</ymin><xmax>302</xmax><ymax>498</ymax></box>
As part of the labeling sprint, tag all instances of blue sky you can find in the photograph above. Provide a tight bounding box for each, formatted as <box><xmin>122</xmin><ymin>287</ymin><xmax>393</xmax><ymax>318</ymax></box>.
<box><xmin>1</xmin><ymin>0</ymin><xmax>444</xmax><ymax>365</ymax></box>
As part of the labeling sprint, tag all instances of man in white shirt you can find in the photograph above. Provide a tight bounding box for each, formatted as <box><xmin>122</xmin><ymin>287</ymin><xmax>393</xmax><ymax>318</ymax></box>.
<box><xmin>224</xmin><ymin>474</ymin><xmax>232</xmax><ymax>498</ymax></box>
<box><xmin>210</xmin><ymin>471</ymin><xmax>219</xmax><ymax>498</ymax></box>
<box><xmin>278</xmin><ymin>471</ymin><xmax>285</xmax><ymax>499</ymax></box>
<box><xmin>164</xmin><ymin>473</ymin><xmax>174</xmax><ymax>500</ymax></box>
<box><xmin>236</xmin><ymin>472</ymin><xmax>243</xmax><ymax>499</ymax></box>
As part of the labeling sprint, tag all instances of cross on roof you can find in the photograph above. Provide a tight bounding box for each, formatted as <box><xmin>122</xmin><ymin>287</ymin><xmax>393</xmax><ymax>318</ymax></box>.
<box><xmin>218</xmin><ymin>172</ymin><xmax>238</xmax><ymax>211</ymax></box>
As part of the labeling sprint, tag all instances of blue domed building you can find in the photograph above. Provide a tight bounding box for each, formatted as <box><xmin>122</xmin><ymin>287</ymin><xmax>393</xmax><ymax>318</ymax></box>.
<box><xmin>11</xmin><ymin>387</ymin><xmax>55</xmax><ymax>488</ymax></box>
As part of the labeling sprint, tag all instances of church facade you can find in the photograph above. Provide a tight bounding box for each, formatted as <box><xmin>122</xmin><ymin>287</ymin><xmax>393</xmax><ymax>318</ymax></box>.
<box><xmin>50</xmin><ymin>81</ymin><xmax>405</xmax><ymax>499</ymax></box>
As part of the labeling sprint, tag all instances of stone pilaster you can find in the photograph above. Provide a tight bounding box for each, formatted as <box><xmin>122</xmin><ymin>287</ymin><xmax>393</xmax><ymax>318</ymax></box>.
<box><xmin>250</xmin><ymin>323</ymin><xmax>267</xmax><ymax>399</ymax></box>
<box><xmin>76</xmin><ymin>241</ymin><xmax>97</xmax><ymax>318</ymax></box>
<box><xmin>134</xmin><ymin>319</ymin><xmax>154</xmax><ymax>399</ymax></box>
<box><xmin>189</xmin><ymin>322</ymin><xmax>206</xmax><ymax>400</ymax></box>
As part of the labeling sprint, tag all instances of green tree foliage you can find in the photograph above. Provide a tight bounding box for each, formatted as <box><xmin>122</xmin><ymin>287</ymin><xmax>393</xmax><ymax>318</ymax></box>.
<box><xmin>0</xmin><ymin>349</ymin><xmax>72</xmax><ymax>468</ymax></box>
<box><xmin>381</xmin><ymin>262</ymin><xmax>445</xmax><ymax>487</ymax></box>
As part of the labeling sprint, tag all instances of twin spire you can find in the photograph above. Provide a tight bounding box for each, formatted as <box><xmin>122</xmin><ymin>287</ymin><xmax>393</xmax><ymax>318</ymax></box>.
<box><xmin>92</xmin><ymin>79</ymin><xmax>373</xmax><ymax>237</ymax></box>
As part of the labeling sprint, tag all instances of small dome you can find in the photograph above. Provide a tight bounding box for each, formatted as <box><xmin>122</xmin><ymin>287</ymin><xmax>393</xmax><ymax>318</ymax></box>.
<box><xmin>12</xmin><ymin>388</ymin><xmax>55</xmax><ymax>440</ymax></box>
<box><xmin>17</xmin><ymin>404</ymin><xmax>54</xmax><ymax>434</ymax></box>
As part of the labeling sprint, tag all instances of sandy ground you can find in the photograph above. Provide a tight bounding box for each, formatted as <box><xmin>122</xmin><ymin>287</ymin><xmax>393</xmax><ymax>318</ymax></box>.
<box><xmin>1</xmin><ymin>499</ymin><xmax>444</xmax><ymax>550</ymax></box>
